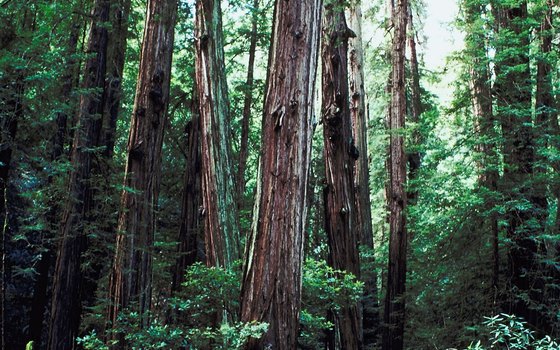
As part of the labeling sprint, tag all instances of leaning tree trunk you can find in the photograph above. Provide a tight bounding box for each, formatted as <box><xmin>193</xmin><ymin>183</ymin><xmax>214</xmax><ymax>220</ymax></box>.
<box><xmin>236</xmin><ymin>0</ymin><xmax>260</xmax><ymax>207</ymax></box>
<box><xmin>240</xmin><ymin>0</ymin><xmax>323</xmax><ymax>348</ymax></box>
<box><xmin>47</xmin><ymin>1</ymin><xmax>110</xmax><ymax>349</ymax></box>
<box><xmin>195</xmin><ymin>0</ymin><xmax>240</xmax><ymax>268</ymax></box>
<box><xmin>347</xmin><ymin>1</ymin><xmax>379</xmax><ymax>346</ymax></box>
<box><xmin>107</xmin><ymin>0</ymin><xmax>176</xmax><ymax>344</ymax></box>
<box><xmin>321</xmin><ymin>2</ymin><xmax>361</xmax><ymax>349</ymax></box>
<box><xmin>382</xmin><ymin>0</ymin><xmax>407</xmax><ymax>349</ymax></box>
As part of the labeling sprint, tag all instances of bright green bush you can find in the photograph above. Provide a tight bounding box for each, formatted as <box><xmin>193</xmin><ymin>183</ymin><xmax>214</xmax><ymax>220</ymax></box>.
<box><xmin>466</xmin><ymin>314</ymin><xmax>559</xmax><ymax>350</ymax></box>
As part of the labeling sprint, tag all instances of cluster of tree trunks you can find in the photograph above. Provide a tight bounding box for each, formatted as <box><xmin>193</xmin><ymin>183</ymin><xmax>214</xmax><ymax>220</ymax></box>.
<box><xmin>8</xmin><ymin>0</ymin><xmax>560</xmax><ymax>348</ymax></box>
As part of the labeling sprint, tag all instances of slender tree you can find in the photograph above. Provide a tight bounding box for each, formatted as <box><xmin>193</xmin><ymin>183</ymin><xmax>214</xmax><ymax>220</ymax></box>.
<box><xmin>236</xmin><ymin>0</ymin><xmax>261</xmax><ymax>206</ymax></box>
<box><xmin>240</xmin><ymin>0</ymin><xmax>323</xmax><ymax>347</ymax></box>
<box><xmin>195</xmin><ymin>0</ymin><xmax>240</xmax><ymax>267</ymax></box>
<box><xmin>463</xmin><ymin>0</ymin><xmax>500</xmax><ymax>294</ymax></box>
<box><xmin>102</xmin><ymin>0</ymin><xmax>132</xmax><ymax>158</ymax></box>
<box><xmin>321</xmin><ymin>1</ymin><xmax>361</xmax><ymax>348</ymax></box>
<box><xmin>406</xmin><ymin>9</ymin><xmax>422</xmax><ymax>206</ymax></box>
<box><xmin>382</xmin><ymin>0</ymin><xmax>408</xmax><ymax>349</ymax></box>
<box><xmin>347</xmin><ymin>1</ymin><xmax>380</xmax><ymax>345</ymax></box>
<box><xmin>28</xmin><ymin>13</ymin><xmax>83</xmax><ymax>346</ymax></box>
<box><xmin>107</xmin><ymin>0</ymin><xmax>177</xmax><ymax>340</ymax></box>
<box><xmin>46</xmin><ymin>2</ymin><xmax>110</xmax><ymax>349</ymax></box>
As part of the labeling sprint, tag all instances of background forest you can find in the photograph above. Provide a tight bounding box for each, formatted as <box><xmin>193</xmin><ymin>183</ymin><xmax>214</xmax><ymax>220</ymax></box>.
<box><xmin>1</xmin><ymin>0</ymin><xmax>559</xmax><ymax>349</ymax></box>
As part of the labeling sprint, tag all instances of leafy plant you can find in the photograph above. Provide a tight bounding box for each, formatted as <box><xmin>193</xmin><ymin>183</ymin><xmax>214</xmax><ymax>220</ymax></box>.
<box><xmin>466</xmin><ymin>314</ymin><xmax>560</xmax><ymax>350</ymax></box>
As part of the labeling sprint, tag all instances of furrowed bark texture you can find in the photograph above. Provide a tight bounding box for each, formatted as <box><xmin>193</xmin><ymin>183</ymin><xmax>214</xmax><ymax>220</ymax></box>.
<box><xmin>47</xmin><ymin>1</ymin><xmax>110</xmax><ymax>349</ymax></box>
<box><xmin>347</xmin><ymin>1</ymin><xmax>379</xmax><ymax>345</ymax></box>
<box><xmin>172</xmin><ymin>93</ymin><xmax>204</xmax><ymax>292</ymax></box>
<box><xmin>382</xmin><ymin>0</ymin><xmax>407</xmax><ymax>349</ymax></box>
<box><xmin>196</xmin><ymin>0</ymin><xmax>240</xmax><ymax>267</ymax></box>
<box><xmin>406</xmin><ymin>11</ymin><xmax>422</xmax><ymax>206</ymax></box>
<box><xmin>108</xmin><ymin>0</ymin><xmax>176</xmax><ymax>339</ymax></box>
<box><xmin>321</xmin><ymin>2</ymin><xmax>361</xmax><ymax>349</ymax></box>
<box><xmin>236</xmin><ymin>0</ymin><xmax>260</xmax><ymax>206</ymax></box>
<box><xmin>240</xmin><ymin>0</ymin><xmax>322</xmax><ymax>348</ymax></box>
<box><xmin>102</xmin><ymin>0</ymin><xmax>132</xmax><ymax>158</ymax></box>
<box><xmin>464</xmin><ymin>0</ymin><xmax>500</xmax><ymax>294</ymax></box>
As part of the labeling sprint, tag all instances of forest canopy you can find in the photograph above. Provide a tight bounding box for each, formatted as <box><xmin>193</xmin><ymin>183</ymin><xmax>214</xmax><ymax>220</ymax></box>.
<box><xmin>1</xmin><ymin>0</ymin><xmax>559</xmax><ymax>349</ymax></box>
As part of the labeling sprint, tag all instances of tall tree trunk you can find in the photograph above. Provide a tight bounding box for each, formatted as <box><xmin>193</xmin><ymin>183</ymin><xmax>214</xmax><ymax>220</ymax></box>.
<box><xmin>28</xmin><ymin>16</ymin><xmax>82</xmax><ymax>347</ymax></box>
<box><xmin>347</xmin><ymin>2</ymin><xmax>379</xmax><ymax>346</ymax></box>
<box><xmin>236</xmin><ymin>0</ymin><xmax>260</xmax><ymax>207</ymax></box>
<box><xmin>464</xmin><ymin>0</ymin><xmax>500</xmax><ymax>297</ymax></box>
<box><xmin>240</xmin><ymin>0</ymin><xmax>323</xmax><ymax>347</ymax></box>
<box><xmin>406</xmin><ymin>10</ymin><xmax>421</xmax><ymax>206</ymax></box>
<box><xmin>321</xmin><ymin>2</ymin><xmax>361</xmax><ymax>349</ymax></box>
<box><xmin>493</xmin><ymin>1</ymin><xmax>550</xmax><ymax>333</ymax></box>
<box><xmin>102</xmin><ymin>0</ymin><xmax>132</xmax><ymax>158</ymax></box>
<box><xmin>107</xmin><ymin>0</ymin><xmax>176</xmax><ymax>342</ymax></box>
<box><xmin>172</xmin><ymin>91</ymin><xmax>203</xmax><ymax>292</ymax></box>
<box><xmin>47</xmin><ymin>1</ymin><xmax>110</xmax><ymax>349</ymax></box>
<box><xmin>382</xmin><ymin>0</ymin><xmax>407</xmax><ymax>349</ymax></box>
<box><xmin>195</xmin><ymin>0</ymin><xmax>240</xmax><ymax>267</ymax></box>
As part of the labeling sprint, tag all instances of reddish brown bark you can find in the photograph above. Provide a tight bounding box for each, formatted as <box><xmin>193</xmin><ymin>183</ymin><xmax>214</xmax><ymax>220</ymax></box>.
<box><xmin>172</xmin><ymin>92</ymin><xmax>204</xmax><ymax>292</ymax></box>
<box><xmin>382</xmin><ymin>0</ymin><xmax>408</xmax><ymax>349</ymax></box>
<box><xmin>47</xmin><ymin>1</ymin><xmax>110</xmax><ymax>349</ymax></box>
<box><xmin>107</xmin><ymin>0</ymin><xmax>176</xmax><ymax>341</ymax></box>
<box><xmin>406</xmin><ymin>11</ymin><xmax>421</xmax><ymax>206</ymax></box>
<box><xmin>347</xmin><ymin>2</ymin><xmax>379</xmax><ymax>345</ymax></box>
<box><xmin>240</xmin><ymin>0</ymin><xmax>322</xmax><ymax>348</ymax></box>
<box><xmin>321</xmin><ymin>2</ymin><xmax>361</xmax><ymax>348</ymax></box>
<box><xmin>196</xmin><ymin>0</ymin><xmax>240</xmax><ymax>267</ymax></box>
<box><xmin>102</xmin><ymin>0</ymin><xmax>132</xmax><ymax>158</ymax></box>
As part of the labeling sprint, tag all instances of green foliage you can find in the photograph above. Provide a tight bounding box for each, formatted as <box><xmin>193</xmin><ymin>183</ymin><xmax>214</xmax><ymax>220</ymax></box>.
<box><xmin>300</xmin><ymin>258</ymin><xmax>364</xmax><ymax>349</ymax></box>
<box><xmin>466</xmin><ymin>314</ymin><xmax>560</xmax><ymax>350</ymax></box>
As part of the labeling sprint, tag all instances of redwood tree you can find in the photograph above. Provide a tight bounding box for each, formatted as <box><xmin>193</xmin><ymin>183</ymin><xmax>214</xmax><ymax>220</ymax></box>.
<box><xmin>240</xmin><ymin>0</ymin><xmax>323</xmax><ymax>347</ymax></box>
<box><xmin>195</xmin><ymin>0</ymin><xmax>240</xmax><ymax>267</ymax></box>
<box><xmin>102</xmin><ymin>0</ymin><xmax>132</xmax><ymax>158</ymax></box>
<box><xmin>172</xmin><ymin>90</ymin><xmax>203</xmax><ymax>292</ymax></box>
<box><xmin>492</xmin><ymin>0</ymin><xmax>548</xmax><ymax>331</ymax></box>
<box><xmin>347</xmin><ymin>0</ymin><xmax>379</xmax><ymax>345</ymax></box>
<box><xmin>382</xmin><ymin>0</ymin><xmax>408</xmax><ymax>349</ymax></box>
<box><xmin>47</xmin><ymin>1</ymin><xmax>110</xmax><ymax>349</ymax></box>
<box><xmin>236</xmin><ymin>0</ymin><xmax>261</xmax><ymax>206</ymax></box>
<box><xmin>107</xmin><ymin>0</ymin><xmax>177</xmax><ymax>338</ymax></box>
<box><xmin>321</xmin><ymin>1</ymin><xmax>361</xmax><ymax>348</ymax></box>
<box><xmin>463</xmin><ymin>0</ymin><xmax>500</xmax><ymax>293</ymax></box>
